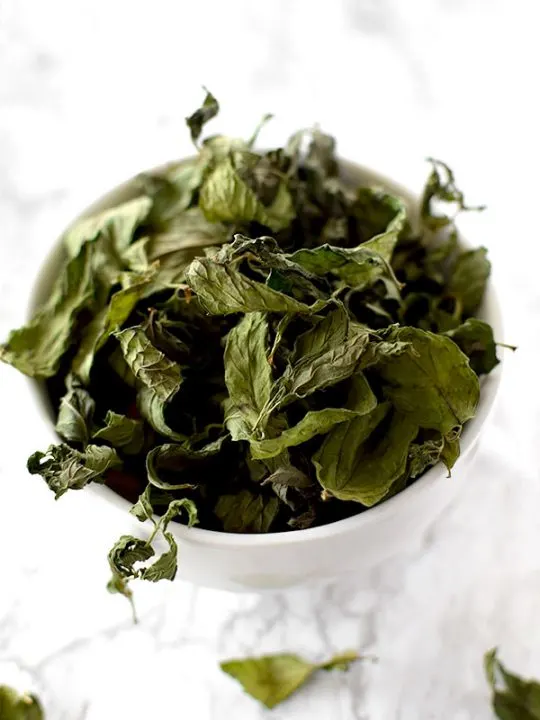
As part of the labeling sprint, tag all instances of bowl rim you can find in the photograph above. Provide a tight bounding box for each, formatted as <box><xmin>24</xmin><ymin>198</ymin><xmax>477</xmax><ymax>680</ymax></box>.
<box><xmin>27</xmin><ymin>158</ymin><xmax>505</xmax><ymax>549</ymax></box>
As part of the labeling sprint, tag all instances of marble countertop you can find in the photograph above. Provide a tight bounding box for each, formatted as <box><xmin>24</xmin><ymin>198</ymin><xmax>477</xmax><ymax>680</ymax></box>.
<box><xmin>1</xmin><ymin>0</ymin><xmax>540</xmax><ymax>717</ymax></box>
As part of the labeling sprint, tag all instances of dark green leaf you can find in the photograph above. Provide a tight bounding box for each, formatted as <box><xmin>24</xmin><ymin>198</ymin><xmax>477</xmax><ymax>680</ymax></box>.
<box><xmin>27</xmin><ymin>443</ymin><xmax>121</xmax><ymax>499</ymax></box>
<box><xmin>421</xmin><ymin>158</ymin><xmax>485</xmax><ymax>231</ymax></box>
<box><xmin>220</xmin><ymin>649</ymin><xmax>359</xmax><ymax>709</ymax></box>
<box><xmin>215</xmin><ymin>489</ymin><xmax>279</xmax><ymax>533</ymax></box>
<box><xmin>93</xmin><ymin>410</ymin><xmax>145</xmax><ymax>454</ymax></box>
<box><xmin>447</xmin><ymin>248</ymin><xmax>491</xmax><ymax>315</ymax></box>
<box><xmin>137</xmin><ymin>387</ymin><xmax>187</xmax><ymax>442</ymax></box>
<box><xmin>55</xmin><ymin>374</ymin><xmax>95</xmax><ymax>445</ymax></box>
<box><xmin>186</xmin><ymin>89</ymin><xmax>219</xmax><ymax>144</ymax></box>
<box><xmin>444</xmin><ymin>318</ymin><xmax>499</xmax><ymax>375</ymax></box>
<box><xmin>108</xmin><ymin>534</ymin><xmax>154</xmax><ymax>580</ymax></box>
<box><xmin>484</xmin><ymin>648</ymin><xmax>540</xmax><ymax>719</ymax></box>
<box><xmin>146</xmin><ymin>438</ymin><xmax>224</xmax><ymax>489</ymax></box>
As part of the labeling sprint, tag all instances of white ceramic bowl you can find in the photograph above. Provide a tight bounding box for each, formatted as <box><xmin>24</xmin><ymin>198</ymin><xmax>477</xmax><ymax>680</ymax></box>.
<box><xmin>29</xmin><ymin>160</ymin><xmax>504</xmax><ymax>592</ymax></box>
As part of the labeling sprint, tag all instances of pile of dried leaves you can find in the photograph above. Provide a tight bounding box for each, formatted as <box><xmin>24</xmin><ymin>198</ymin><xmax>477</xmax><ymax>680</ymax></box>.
<box><xmin>1</xmin><ymin>92</ymin><xmax>498</xmax><ymax>596</ymax></box>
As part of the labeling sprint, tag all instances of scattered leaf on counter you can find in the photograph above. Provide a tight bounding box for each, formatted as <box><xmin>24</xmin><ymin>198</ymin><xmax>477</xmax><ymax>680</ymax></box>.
<box><xmin>220</xmin><ymin>649</ymin><xmax>360</xmax><ymax>709</ymax></box>
<box><xmin>484</xmin><ymin>648</ymin><xmax>540</xmax><ymax>719</ymax></box>
<box><xmin>0</xmin><ymin>685</ymin><xmax>44</xmax><ymax>720</ymax></box>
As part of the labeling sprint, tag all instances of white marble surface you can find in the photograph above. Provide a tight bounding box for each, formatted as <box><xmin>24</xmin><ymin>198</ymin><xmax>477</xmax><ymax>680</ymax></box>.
<box><xmin>1</xmin><ymin>0</ymin><xmax>540</xmax><ymax>717</ymax></box>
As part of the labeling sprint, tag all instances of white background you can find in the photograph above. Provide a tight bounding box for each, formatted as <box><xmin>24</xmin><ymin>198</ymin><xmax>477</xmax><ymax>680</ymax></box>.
<box><xmin>1</xmin><ymin>0</ymin><xmax>539</xmax><ymax>717</ymax></box>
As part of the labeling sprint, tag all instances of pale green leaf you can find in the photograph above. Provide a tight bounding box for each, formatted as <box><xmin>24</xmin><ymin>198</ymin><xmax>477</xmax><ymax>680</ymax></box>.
<box><xmin>63</xmin><ymin>196</ymin><xmax>152</xmax><ymax>259</ymax></box>
<box><xmin>0</xmin><ymin>243</ymin><xmax>94</xmax><ymax>378</ymax></box>
<box><xmin>72</xmin><ymin>270</ymin><xmax>154</xmax><ymax>383</ymax></box>
<box><xmin>199</xmin><ymin>155</ymin><xmax>294</xmax><ymax>232</ymax></box>
<box><xmin>220</xmin><ymin>650</ymin><xmax>359</xmax><ymax>709</ymax></box>
<box><xmin>0</xmin><ymin>686</ymin><xmax>44</xmax><ymax>720</ymax></box>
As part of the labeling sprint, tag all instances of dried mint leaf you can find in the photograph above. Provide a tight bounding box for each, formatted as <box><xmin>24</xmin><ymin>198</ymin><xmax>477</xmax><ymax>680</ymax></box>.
<box><xmin>0</xmin><ymin>89</ymin><xmax>500</xmax><ymax>606</ymax></box>
<box><xmin>0</xmin><ymin>686</ymin><xmax>44</xmax><ymax>720</ymax></box>
<box><xmin>220</xmin><ymin>649</ymin><xmax>359</xmax><ymax>709</ymax></box>
<box><xmin>485</xmin><ymin>648</ymin><xmax>540</xmax><ymax>719</ymax></box>
<box><xmin>27</xmin><ymin>443</ymin><xmax>121</xmax><ymax>499</ymax></box>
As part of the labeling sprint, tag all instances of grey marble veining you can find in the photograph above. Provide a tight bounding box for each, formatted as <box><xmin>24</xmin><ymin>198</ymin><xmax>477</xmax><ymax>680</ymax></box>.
<box><xmin>1</xmin><ymin>0</ymin><xmax>540</xmax><ymax>717</ymax></box>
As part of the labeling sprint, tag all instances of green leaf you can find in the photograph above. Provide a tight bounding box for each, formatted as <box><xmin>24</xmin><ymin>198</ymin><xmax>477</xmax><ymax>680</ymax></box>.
<box><xmin>444</xmin><ymin>318</ymin><xmax>499</xmax><ymax>375</ymax></box>
<box><xmin>186</xmin><ymin>255</ymin><xmax>324</xmax><ymax>315</ymax></box>
<box><xmin>108</xmin><ymin>534</ymin><xmax>154</xmax><ymax>580</ymax></box>
<box><xmin>115</xmin><ymin>326</ymin><xmax>182</xmax><ymax>402</ymax></box>
<box><xmin>146</xmin><ymin>438</ymin><xmax>225</xmax><ymax>489</ymax></box>
<box><xmin>447</xmin><ymin>248</ymin><xmax>491</xmax><ymax>315</ymax></box>
<box><xmin>409</xmin><ymin>433</ymin><xmax>459</xmax><ymax>478</ymax></box>
<box><xmin>289</xmin><ymin>243</ymin><xmax>400</xmax><ymax>292</ymax></box>
<box><xmin>137</xmin><ymin>387</ymin><xmax>187</xmax><ymax>442</ymax></box>
<box><xmin>220</xmin><ymin>649</ymin><xmax>359</xmax><ymax>709</ymax></box>
<box><xmin>377</xmin><ymin>327</ymin><xmax>480</xmax><ymax>435</ymax></box>
<box><xmin>93</xmin><ymin>410</ymin><xmax>145</xmax><ymax>454</ymax></box>
<box><xmin>0</xmin><ymin>686</ymin><xmax>44</xmax><ymax>720</ymax></box>
<box><xmin>140</xmin><ymin>531</ymin><xmax>179</xmax><ymax>582</ymax></box>
<box><xmin>199</xmin><ymin>154</ymin><xmax>294</xmax><ymax>232</ymax></box>
<box><xmin>352</xmin><ymin>186</ymin><xmax>407</xmax><ymax>241</ymax></box>
<box><xmin>215</xmin><ymin>489</ymin><xmax>279</xmax><ymax>533</ymax></box>
<box><xmin>109</xmin><ymin>496</ymin><xmax>198</xmax><ymax>598</ymax></box>
<box><xmin>138</xmin><ymin>160</ymin><xmax>206</xmax><ymax>223</ymax></box>
<box><xmin>144</xmin><ymin>207</ymin><xmax>227</xmax><ymax>286</ymax></box>
<box><xmin>72</xmin><ymin>269</ymin><xmax>155</xmax><ymax>383</ymax></box>
<box><xmin>421</xmin><ymin>158</ymin><xmax>485</xmax><ymax>231</ymax></box>
<box><xmin>251</xmin><ymin>373</ymin><xmax>377</xmax><ymax>460</ymax></box>
<box><xmin>0</xmin><ymin>243</ymin><xmax>94</xmax><ymax>378</ymax></box>
<box><xmin>140</xmin><ymin>498</ymin><xmax>198</xmax><ymax>582</ymax></box>
<box><xmin>276</xmin><ymin>309</ymin><xmax>370</xmax><ymax>403</ymax></box>
<box><xmin>484</xmin><ymin>648</ymin><xmax>540</xmax><ymax>719</ymax></box>
<box><xmin>55</xmin><ymin>374</ymin><xmax>95</xmax><ymax>445</ymax></box>
<box><xmin>186</xmin><ymin>89</ymin><xmax>220</xmax><ymax>144</ymax></box>
<box><xmin>361</xmin><ymin>200</ymin><xmax>407</xmax><ymax>262</ymax></box>
<box><xmin>314</xmin><ymin>405</ymin><xmax>418</xmax><ymax>505</ymax></box>
<box><xmin>223</xmin><ymin>313</ymin><xmax>273</xmax><ymax>441</ymax></box>
<box><xmin>62</xmin><ymin>196</ymin><xmax>152</xmax><ymax>260</ymax></box>
<box><xmin>27</xmin><ymin>443</ymin><xmax>121</xmax><ymax>499</ymax></box>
